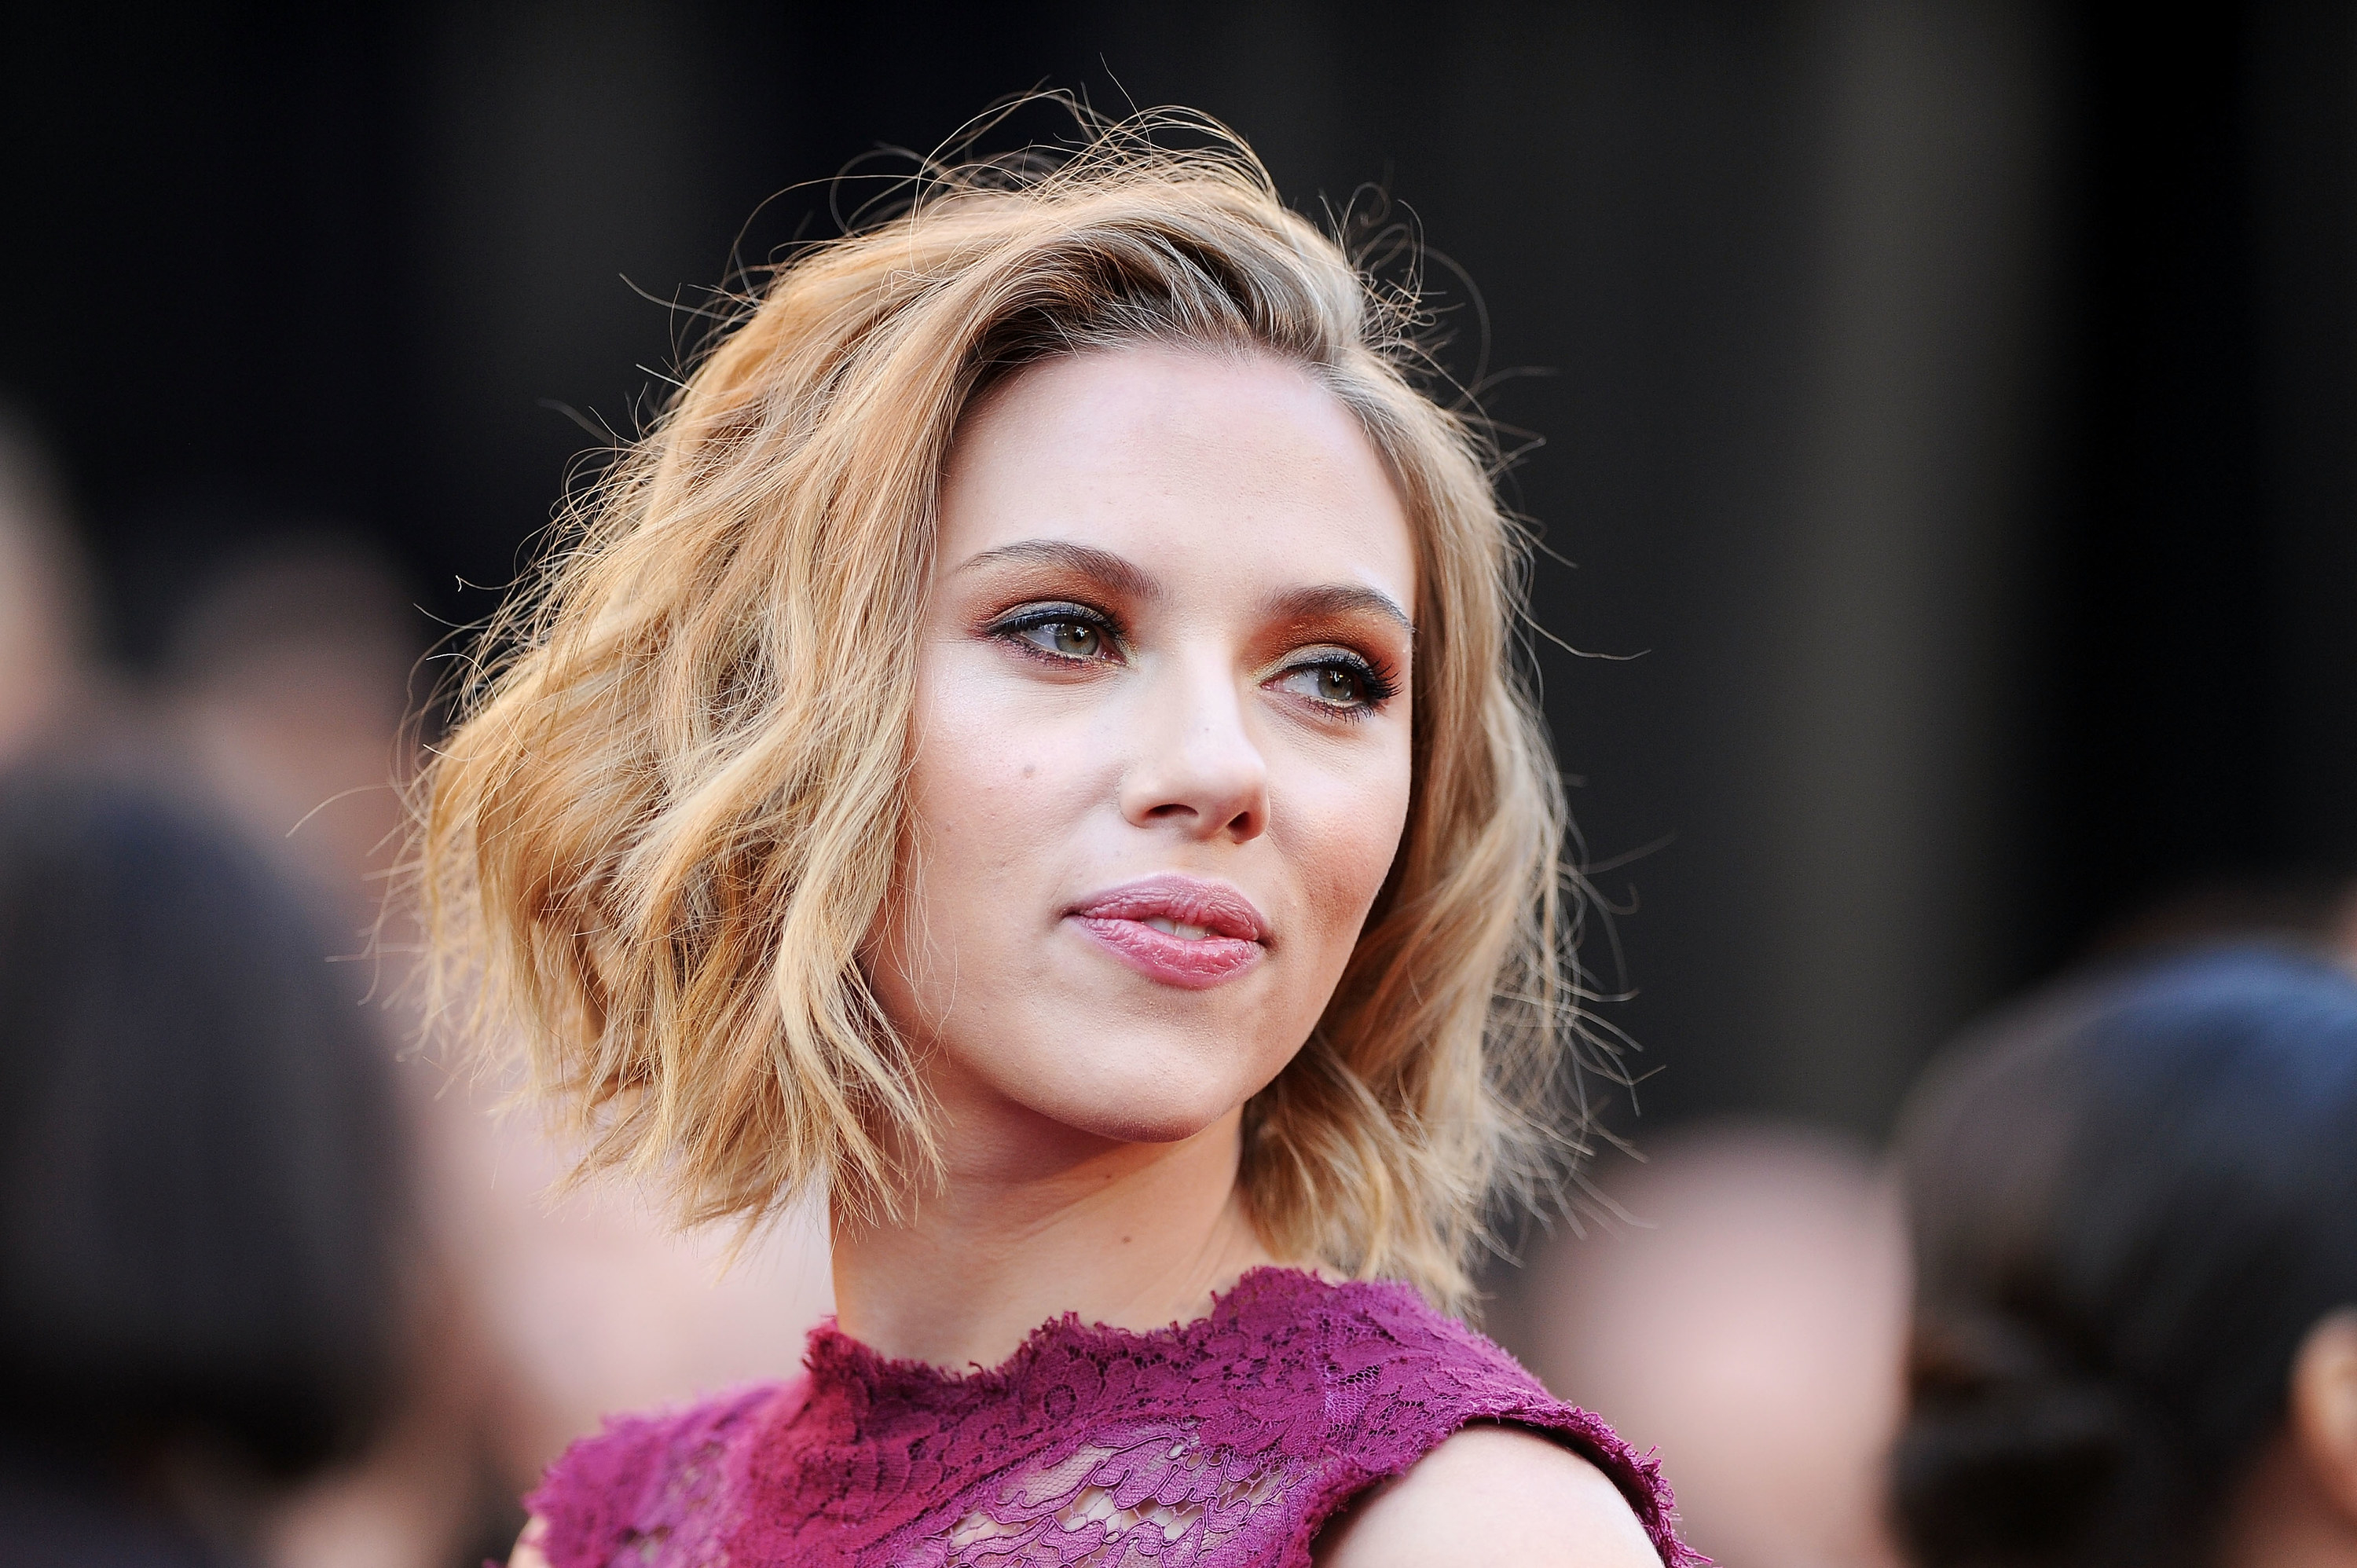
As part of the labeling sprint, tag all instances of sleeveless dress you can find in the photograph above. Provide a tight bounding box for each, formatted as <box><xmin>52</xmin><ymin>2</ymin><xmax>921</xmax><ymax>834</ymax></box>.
<box><xmin>526</xmin><ymin>1267</ymin><xmax>1697</xmax><ymax>1567</ymax></box>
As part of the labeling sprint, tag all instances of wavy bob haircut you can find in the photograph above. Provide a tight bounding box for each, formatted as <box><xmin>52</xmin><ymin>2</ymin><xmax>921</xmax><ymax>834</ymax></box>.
<box><xmin>416</xmin><ymin>109</ymin><xmax>1593</xmax><ymax>1312</ymax></box>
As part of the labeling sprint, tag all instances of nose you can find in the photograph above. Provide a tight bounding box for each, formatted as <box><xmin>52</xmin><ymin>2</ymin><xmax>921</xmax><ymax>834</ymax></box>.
<box><xmin>1118</xmin><ymin>652</ymin><xmax>1269</xmax><ymax>844</ymax></box>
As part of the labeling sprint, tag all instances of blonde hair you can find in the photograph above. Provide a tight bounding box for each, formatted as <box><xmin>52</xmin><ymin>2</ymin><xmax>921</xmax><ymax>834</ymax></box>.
<box><xmin>416</xmin><ymin>108</ymin><xmax>1595</xmax><ymax>1312</ymax></box>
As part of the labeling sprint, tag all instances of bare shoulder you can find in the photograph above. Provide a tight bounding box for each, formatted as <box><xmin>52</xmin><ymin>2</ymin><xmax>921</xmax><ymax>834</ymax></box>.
<box><xmin>1314</xmin><ymin>1423</ymin><xmax>1660</xmax><ymax>1568</ymax></box>
<box><xmin>508</xmin><ymin>1515</ymin><xmax>551</xmax><ymax>1568</ymax></box>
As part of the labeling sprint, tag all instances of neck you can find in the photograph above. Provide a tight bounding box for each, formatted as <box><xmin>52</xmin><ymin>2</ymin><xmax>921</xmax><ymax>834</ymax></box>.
<box><xmin>830</xmin><ymin>1101</ymin><xmax>1281</xmax><ymax>1371</ymax></box>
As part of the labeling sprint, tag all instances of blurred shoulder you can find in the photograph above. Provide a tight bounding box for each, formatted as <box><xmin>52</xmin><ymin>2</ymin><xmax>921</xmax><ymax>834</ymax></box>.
<box><xmin>1315</xmin><ymin>1423</ymin><xmax>1661</xmax><ymax>1568</ymax></box>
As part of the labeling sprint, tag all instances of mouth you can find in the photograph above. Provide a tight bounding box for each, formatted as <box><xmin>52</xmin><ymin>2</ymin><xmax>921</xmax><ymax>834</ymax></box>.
<box><xmin>1066</xmin><ymin>874</ymin><xmax>1268</xmax><ymax>991</ymax></box>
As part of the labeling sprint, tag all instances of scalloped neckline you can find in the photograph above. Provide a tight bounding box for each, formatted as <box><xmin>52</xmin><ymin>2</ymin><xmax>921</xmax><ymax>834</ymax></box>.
<box><xmin>805</xmin><ymin>1264</ymin><xmax>1384</xmax><ymax>1390</ymax></box>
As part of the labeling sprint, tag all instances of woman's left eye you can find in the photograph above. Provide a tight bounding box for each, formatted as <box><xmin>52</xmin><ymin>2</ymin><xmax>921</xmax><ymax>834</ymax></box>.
<box><xmin>1270</xmin><ymin>660</ymin><xmax>1384</xmax><ymax>712</ymax></box>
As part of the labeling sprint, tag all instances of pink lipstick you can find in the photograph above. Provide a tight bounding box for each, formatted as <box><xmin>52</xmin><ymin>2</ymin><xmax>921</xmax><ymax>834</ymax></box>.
<box><xmin>1067</xmin><ymin>874</ymin><xmax>1268</xmax><ymax>990</ymax></box>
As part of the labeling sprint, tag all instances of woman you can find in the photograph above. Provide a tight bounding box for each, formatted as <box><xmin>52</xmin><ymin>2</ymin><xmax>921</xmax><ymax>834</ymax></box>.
<box><xmin>1891</xmin><ymin>943</ymin><xmax>2357</xmax><ymax>1568</ymax></box>
<box><xmin>420</xmin><ymin>112</ymin><xmax>1690</xmax><ymax>1567</ymax></box>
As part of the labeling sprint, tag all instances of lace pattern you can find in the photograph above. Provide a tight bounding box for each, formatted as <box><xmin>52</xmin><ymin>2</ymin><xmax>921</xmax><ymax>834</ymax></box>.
<box><xmin>530</xmin><ymin>1268</ymin><xmax>1699</xmax><ymax>1567</ymax></box>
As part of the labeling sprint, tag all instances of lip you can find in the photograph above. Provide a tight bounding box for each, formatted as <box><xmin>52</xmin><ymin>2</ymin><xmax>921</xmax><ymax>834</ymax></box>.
<box><xmin>1066</xmin><ymin>874</ymin><xmax>1270</xmax><ymax>991</ymax></box>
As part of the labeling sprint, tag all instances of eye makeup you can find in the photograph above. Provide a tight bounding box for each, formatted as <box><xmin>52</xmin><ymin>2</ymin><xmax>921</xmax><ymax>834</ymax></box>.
<box><xmin>1264</xmin><ymin>644</ymin><xmax>1400</xmax><ymax>719</ymax></box>
<box><xmin>981</xmin><ymin>594</ymin><xmax>1407</xmax><ymax>720</ymax></box>
<box><xmin>984</xmin><ymin>600</ymin><xmax>1129</xmax><ymax>667</ymax></box>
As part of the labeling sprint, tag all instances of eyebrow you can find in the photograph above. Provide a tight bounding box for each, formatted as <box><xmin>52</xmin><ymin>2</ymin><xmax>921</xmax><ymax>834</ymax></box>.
<box><xmin>955</xmin><ymin>537</ymin><xmax>1413</xmax><ymax>636</ymax></box>
<box><xmin>1262</xmin><ymin>583</ymin><xmax>1416</xmax><ymax>639</ymax></box>
<box><xmin>955</xmin><ymin>540</ymin><xmax>1162</xmax><ymax>603</ymax></box>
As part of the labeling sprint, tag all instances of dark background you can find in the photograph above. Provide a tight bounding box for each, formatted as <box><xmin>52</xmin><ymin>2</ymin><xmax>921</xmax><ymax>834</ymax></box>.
<box><xmin>6</xmin><ymin>0</ymin><xmax>2353</xmax><ymax>1138</ymax></box>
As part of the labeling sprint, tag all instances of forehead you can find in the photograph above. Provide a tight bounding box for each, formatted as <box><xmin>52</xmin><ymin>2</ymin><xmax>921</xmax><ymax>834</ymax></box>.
<box><xmin>937</xmin><ymin>345</ymin><xmax>1417</xmax><ymax>610</ymax></box>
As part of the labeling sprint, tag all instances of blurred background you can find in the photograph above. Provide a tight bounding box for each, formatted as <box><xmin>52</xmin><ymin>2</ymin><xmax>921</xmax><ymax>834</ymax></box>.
<box><xmin>3</xmin><ymin>4</ymin><xmax>2353</xmax><ymax>1566</ymax></box>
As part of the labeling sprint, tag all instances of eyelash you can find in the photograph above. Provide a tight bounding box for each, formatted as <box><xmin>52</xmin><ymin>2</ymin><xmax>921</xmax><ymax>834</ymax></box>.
<box><xmin>1276</xmin><ymin>649</ymin><xmax>1399</xmax><ymax>720</ymax></box>
<box><xmin>988</xmin><ymin>602</ymin><xmax>1127</xmax><ymax>665</ymax></box>
<box><xmin>984</xmin><ymin>602</ymin><xmax>1401</xmax><ymax>717</ymax></box>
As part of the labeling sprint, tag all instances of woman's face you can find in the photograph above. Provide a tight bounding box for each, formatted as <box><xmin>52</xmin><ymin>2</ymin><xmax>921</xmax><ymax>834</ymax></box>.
<box><xmin>870</xmin><ymin>344</ymin><xmax>1417</xmax><ymax>1154</ymax></box>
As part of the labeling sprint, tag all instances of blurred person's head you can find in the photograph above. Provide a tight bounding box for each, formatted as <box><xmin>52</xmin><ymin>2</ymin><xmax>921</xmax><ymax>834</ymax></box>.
<box><xmin>163</xmin><ymin>535</ymin><xmax>423</xmax><ymax>920</ymax></box>
<box><xmin>0</xmin><ymin>408</ymin><xmax>93</xmax><ymax>763</ymax></box>
<box><xmin>1522</xmin><ymin>1121</ymin><xmax>1908</xmax><ymax>1568</ymax></box>
<box><xmin>0</xmin><ymin>771</ymin><xmax>407</xmax><ymax>1548</ymax></box>
<box><xmin>1893</xmin><ymin>943</ymin><xmax>2357</xmax><ymax>1568</ymax></box>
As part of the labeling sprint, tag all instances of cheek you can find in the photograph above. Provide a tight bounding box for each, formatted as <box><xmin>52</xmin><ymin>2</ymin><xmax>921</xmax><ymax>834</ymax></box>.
<box><xmin>1281</xmin><ymin>732</ymin><xmax>1415</xmax><ymax>962</ymax></box>
<box><xmin>874</xmin><ymin>653</ymin><xmax>1097</xmax><ymax>1017</ymax></box>
<box><xmin>904</xmin><ymin>655</ymin><xmax>1106</xmax><ymax>857</ymax></box>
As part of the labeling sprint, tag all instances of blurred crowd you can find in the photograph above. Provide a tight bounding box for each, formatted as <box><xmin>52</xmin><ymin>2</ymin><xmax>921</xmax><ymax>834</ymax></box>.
<box><xmin>1503</xmin><ymin>902</ymin><xmax>2357</xmax><ymax>1568</ymax></box>
<box><xmin>4</xmin><ymin>400</ymin><xmax>2356</xmax><ymax>1568</ymax></box>
<box><xmin>0</xmin><ymin>414</ymin><xmax>830</xmax><ymax>1568</ymax></box>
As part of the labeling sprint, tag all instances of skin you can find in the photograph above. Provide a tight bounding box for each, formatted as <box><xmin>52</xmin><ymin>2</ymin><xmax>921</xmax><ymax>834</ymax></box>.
<box><xmin>2218</xmin><ymin>1311</ymin><xmax>2357</xmax><ymax>1568</ymax></box>
<box><xmin>512</xmin><ymin>345</ymin><xmax>1652</xmax><ymax>1566</ymax></box>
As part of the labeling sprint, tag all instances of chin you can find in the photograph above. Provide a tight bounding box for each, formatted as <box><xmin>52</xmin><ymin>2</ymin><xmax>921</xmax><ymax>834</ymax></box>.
<box><xmin>1014</xmin><ymin>1053</ymin><xmax>1270</xmax><ymax>1148</ymax></box>
<box><xmin>1076</xmin><ymin>1104</ymin><xmax>1231</xmax><ymax>1145</ymax></box>
<box><xmin>1034</xmin><ymin>1084</ymin><xmax>1237</xmax><ymax>1145</ymax></box>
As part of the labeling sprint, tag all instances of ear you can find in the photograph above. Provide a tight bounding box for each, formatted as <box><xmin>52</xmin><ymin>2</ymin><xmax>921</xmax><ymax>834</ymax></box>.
<box><xmin>2289</xmin><ymin>1309</ymin><xmax>2357</xmax><ymax>1524</ymax></box>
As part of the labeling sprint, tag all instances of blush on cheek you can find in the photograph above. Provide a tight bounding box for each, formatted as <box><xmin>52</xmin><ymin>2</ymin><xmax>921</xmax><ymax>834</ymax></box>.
<box><xmin>1298</xmin><ymin>789</ymin><xmax>1412</xmax><ymax>950</ymax></box>
<box><xmin>875</xmin><ymin>662</ymin><xmax>1109</xmax><ymax>1060</ymax></box>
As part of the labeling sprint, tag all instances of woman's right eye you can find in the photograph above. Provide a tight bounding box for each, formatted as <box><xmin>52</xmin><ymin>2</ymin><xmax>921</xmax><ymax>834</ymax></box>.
<box><xmin>1032</xmin><ymin>621</ymin><xmax>1104</xmax><ymax>658</ymax></box>
<box><xmin>995</xmin><ymin>610</ymin><xmax>1120</xmax><ymax>663</ymax></box>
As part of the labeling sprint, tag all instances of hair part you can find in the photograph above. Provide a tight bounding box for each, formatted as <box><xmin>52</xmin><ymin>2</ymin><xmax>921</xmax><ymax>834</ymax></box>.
<box><xmin>413</xmin><ymin>106</ymin><xmax>1601</xmax><ymax>1313</ymax></box>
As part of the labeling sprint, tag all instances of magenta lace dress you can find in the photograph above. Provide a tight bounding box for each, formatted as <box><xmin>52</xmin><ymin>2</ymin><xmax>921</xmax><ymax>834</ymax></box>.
<box><xmin>526</xmin><ymin>1267</ymin><xmax>1695</xmax><ymax>1567</ymax></box>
